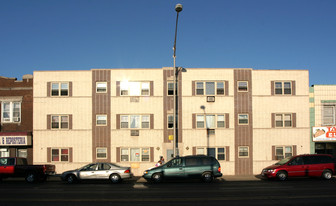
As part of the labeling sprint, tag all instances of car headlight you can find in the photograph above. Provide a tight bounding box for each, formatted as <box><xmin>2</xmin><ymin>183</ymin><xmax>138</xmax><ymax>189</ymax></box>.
<box><xmin>143</xmin><ymin>170</ymin><xmax>149</xmax><ymax>175</ymax></box>
<box><xmin>267</xmin><ymin>169</ymin><xmax>275</xmax><ymax>173</ymax></box>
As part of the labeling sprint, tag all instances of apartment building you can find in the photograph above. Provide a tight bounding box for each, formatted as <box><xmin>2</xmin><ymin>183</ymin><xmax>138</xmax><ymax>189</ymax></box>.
<box><xmin>0</xmin><ymin>75</ymin><xmax>34</xmax><ymax>164</ymax></box>
<box><xmin>33</xmin><ymin>68</ymin><xmax>310</xmax><ymax>175</ymax></box>
<box><xmin>310</xmin><ymin>85</ymin><xmax>336</xmax><ymax>156</ymax></box>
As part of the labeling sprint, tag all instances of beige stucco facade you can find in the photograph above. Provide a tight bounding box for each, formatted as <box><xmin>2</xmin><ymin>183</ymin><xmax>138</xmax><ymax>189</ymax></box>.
<box><xmin>33</xmin><ymin>68</ymin><xmax>310</xmax><ymax>176</ymax></box>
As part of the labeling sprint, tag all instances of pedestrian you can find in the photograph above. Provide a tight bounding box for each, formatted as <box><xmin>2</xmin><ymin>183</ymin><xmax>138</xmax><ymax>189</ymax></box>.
<box><xmin>160</xmin><ymin>156</ymin><xmax>165</xmax><ymax>164</ymax></box>
<box><xmin>155</xmin><ymin>160</ymin><xmax>162</xmax><ymax>167</ymax></box>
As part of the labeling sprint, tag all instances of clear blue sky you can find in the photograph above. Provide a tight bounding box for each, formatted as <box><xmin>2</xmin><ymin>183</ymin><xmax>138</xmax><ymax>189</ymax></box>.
<box><xmin>1</xmin><ymin>0</ymin><xmax>335</xmax><ymax>85</ymax></box>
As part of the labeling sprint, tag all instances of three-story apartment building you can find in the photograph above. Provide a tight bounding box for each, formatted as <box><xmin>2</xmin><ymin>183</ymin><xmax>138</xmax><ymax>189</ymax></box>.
<box><xmin>33</xmin><ymin>68</ymin><xmax>310</xmax><ymax>175</ymax></box>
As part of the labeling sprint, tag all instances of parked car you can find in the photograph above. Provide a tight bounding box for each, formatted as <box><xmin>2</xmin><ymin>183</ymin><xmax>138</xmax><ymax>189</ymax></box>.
<box><xmin>143</xmin><ymin>155</ymin><xmax>222</xmax><ymax>183</ymax></box>
<box><xmin>61</xmin><ymin>162</ymin><xmax>133</xmax><ymax>184</ymax></box>
<box><xmin>0</xmin><ymin>157</ymin><xmax>56</xmax><ymax>183</ymax></box>
<box><xmin>261</xmin><ymin>154</ymin><xmax>335</xmax><ymax>181</ymax></box>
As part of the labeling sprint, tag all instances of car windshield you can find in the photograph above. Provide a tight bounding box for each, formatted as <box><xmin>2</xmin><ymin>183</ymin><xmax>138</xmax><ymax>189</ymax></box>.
<box><xmin>275</xmin><ymin>157</ymin><xmax>291</xmax><ymax>165</ymax></box>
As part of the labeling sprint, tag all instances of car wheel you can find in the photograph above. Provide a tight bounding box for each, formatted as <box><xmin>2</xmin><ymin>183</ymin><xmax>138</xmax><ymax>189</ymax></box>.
<box><xmin>66</xmin><ymin>174</ymin><xmax>77</xmax><ymax>184</ymax></box>
<box><xmin>110</xmin><ymin>174</ymin><xmax>121</xmax><ymax>184</ymax></box>
<box><xmin>202</xmin><ymin>172</ymin><xmax>214</xmax><ymax>183</ymax></box>
<box><xmin>151</xmin><ymin>173</ymin><xmax>163</xmax><ymax>183</ymax></box>
<box><xmin>25</xmin><ymin>173</ymin><xmax>36</xmax><ymax>183</ymax></box>
<box><xmin>276</xmin><ymin>171</ymin><xmax>287</xmax><ymax>181</ymax></box>
<box><xmin>322</xmin><ymin>170</ymin><xmax>333</xmax><ymax>180</ymax></box>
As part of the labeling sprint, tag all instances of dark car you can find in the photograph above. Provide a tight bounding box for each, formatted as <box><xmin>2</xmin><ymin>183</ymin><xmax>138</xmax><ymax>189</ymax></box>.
<box><xmin>261</xmin><ymin>154</ymin><xmax>335</xmax><ymax>181</ymax></box>
<box><xmin>143</xmin><ymin>155</ymin><xmax>222</xmax><ymax>183</ymax></box>
<box><xmin>61</xmin><ymin>162</ymin><xmax>133</xmax><ymax>184</ymax></box>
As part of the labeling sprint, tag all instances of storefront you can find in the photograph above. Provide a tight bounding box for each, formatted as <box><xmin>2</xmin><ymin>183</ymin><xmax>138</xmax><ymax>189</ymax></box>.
<box><xmin>313</xmin><ymin>127</ymin><xmax>336</xmax><ymax>157</ymax></box>
<box><xmin>0</xmin><ymin>132</ymin><xmax>33</xmax><ymax>163</ymax></box>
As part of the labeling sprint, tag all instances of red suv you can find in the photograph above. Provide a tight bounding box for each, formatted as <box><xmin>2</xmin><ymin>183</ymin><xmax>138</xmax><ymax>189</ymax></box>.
<box><xmin>261</xmin><ymin>154</ymin><xmax>335</xmax><ymax>181</ymax></box>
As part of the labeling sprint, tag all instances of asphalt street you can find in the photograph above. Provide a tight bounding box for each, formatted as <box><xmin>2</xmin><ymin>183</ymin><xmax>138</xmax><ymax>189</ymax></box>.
<box><xmin>1</xmin><ymin>176</ymin><xmax>336</xmax><ymax>206</ymax></box>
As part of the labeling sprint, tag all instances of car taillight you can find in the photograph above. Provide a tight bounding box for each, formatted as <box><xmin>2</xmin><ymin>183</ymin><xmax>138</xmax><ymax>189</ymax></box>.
<box><xmin>218</xmin><ymin>167</ymin><xmax>221</xmax><ymax>172</ymax></box>
<box><xmin>124</xmin><ymin>169</ymin><xmax>130</xmax><ymax>173</ymax></box>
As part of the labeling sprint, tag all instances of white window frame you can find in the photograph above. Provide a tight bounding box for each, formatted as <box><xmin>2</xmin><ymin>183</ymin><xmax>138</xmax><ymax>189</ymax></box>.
<box><xmin>51</xmin><ymin>115</ymin><xmax>69</xmax><ymax>129</ymax></box>
<box><xmin>237</xmin><ymin>81</ymin><xmax>248</xmax><ymax>92</ymax></box>
<box><xmin>51</xmin><ymin>82</ymin><xmax>69</xmax><ymax>97</ymax></box>
<box><xmin>322</xmin><ymin>104</ymin><xmax>336</xmax><ymax>126</ymax></box>
<box><xmin>275</xmin><ymin>146</ymin><xmax>293</xmax><ymax>160</ymax></box>
<box><xmin>96</xmin><ymin>148</ymin><xmax>107</xmax><ymax>159</ymax></box>
<box><xmin>238</xmin><ymin>146</ymin><xmax>249</xmax><ymax>158</ymax></box>
<box><xmin>120</xmin><ymin>81</ymin><xmax>150</xmax><ymax>96</ymax></box>
<box><xmin>120</xmin><ymin>147</ymin><xmax>150</xmax><ymax>162</ymax></box>
<box><xmin>196</xmin><ymin>147</ymin><xmax>226</xmax><ymax>161</ymax></box>
<box><xmin>274</xmin><ymin>81</ymin><xmax>292</xmax><ymax>95</ymax></box>
<box><xmin>96</xmin><ymin>82</ymin><xmax>107</xmax><ymax>93</ymax></box>
<box><xmin>1</xmin><ymin>101</ymin><xmax>21</xmax><ymax>123</ymax></box>
<box><xmin>96</xmin><ymin>115</ymin><xmax>107</xmax><ymax>126</ymax></box>
<box><xmin>196</xmin><ymin>114</ymin><xmax>226</xmax><ymax>129</ymax></box>
<box><xmin>168</xmin><ymin>114</ymin><xmax>174</xmax><ymax>129</ymax></box>
<box><xmin>275</xmin><ymin>113</ymin><xmax>292</xmax><ymax>128</ymax></box>
<box><xmin>167</xmin><ymin>82</ymin><xmax>174</xmax><ymax>96</ymax></box>
<box><xmin>195</xmin><ymin>81</ymin><xmax>225</xmax><ymax>96</ymax></box>
<box><xmin>51</xmin><ymin>148</ymin><xmax>69</xmax><ymax>162</ymax></box>
<box><xmin>238</xmin><ymin>114</ymin><xmax>249</xmax><ymax>125</ymax></box>
<box><xmin>120</xmin><ymin>115</ymin><xmax>150</xmax><ymax>129</ymax></box>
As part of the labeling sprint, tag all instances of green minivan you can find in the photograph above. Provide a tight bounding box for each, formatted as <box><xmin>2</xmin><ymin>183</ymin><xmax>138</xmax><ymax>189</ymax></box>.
<box><xmin>143</xmin><ymin>155</ymin><xmax>222</xmax><ymax>183</ymax></box>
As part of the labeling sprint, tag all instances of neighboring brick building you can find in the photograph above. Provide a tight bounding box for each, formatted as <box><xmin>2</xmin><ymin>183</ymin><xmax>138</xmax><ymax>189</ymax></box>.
<box><xmin>33</xmin><ymin>68</ymin><xmax>310</xmax><ymax>175</ymax></box>
<box><xmin>0</xmin><ymin>75</ymin><xmax>33</xmax><ymax>164</ymax></box>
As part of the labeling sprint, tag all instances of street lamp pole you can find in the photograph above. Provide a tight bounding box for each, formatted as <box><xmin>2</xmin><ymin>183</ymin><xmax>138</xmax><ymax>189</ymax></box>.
<box><xmin>200</xmin><ymin>105</ymin><xmax>209</xmax><ymax>155</ymax></box>
<box><xmin>173</xmin><ymin>3</ymin><xmax>183</xmax><ymax>157</ymax></box>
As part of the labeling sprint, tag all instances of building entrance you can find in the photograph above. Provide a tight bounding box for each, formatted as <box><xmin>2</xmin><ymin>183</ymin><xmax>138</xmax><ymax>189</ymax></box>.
<box><xmin>315</xmin><ymin>143</ymin><xmax>336</xmax><ymax>157</ymax></box>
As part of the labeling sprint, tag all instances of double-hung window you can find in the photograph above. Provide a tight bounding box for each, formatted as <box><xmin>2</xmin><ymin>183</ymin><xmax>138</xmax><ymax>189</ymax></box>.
<box><xmin>196</xmin><ymin>114</ymin><xmax>225</xmax><ymax>128</ymax></box>
<box><xmin>238</xmin><ymin>81</ymin><xmax>248</xmax><ymax>92</ymax></box>
<box><xmin>96</xmin><ymin>115</ymin><xmax>107</xmax><ymax>126</ymax></box>
<box><xmin>96</xmin><ymin>82</ymin><xmax>107</xmax><ymax>93</ymax></box>
<box><xmin>51</xmin><ymin>115</ymin><xmax>69</xmax><ymax>129</ymax></box>
<box><xmin>275</xmin><ymin>146</ymin><xmax>293</xmax><ymax>160</ymax></box>
<box><xmin>238</xmin><ymin>114</ymin><xmax>249</xmax><ymax>125</ymax></box>
<box><xmin>322</xmin><ymin>105</ymin><xmax>335</xmax><ymax>126</ymax></box>
<box><xmin>1</xmin><ymin>102</ymin><xmax>21</xmax><ymax>123</ymax></box>
<box><xmin>238</xmin><ymin>146</ymin><xmax>249</xmax><ymax>158</ymax></box>
<box><xmin>51</xmin><ymin>148</ymin><xmax>69</xmax><ymax>162</ymax></box>
<box><xmin>167</xmin><ymin>82</ymin><xmax>175</xmax><ymax>96</ymax></box>
<box><xmin>120</xmin><ymin>115</ymin><xmax>150</xmax><ymax>129</ymax></box>
<box><xmin>96</xmin><ymin>148</ymin><xmax>107</xmax><ymax>159</ymax></box>
<box><xmin>196</xmin><ymin>147</ymin><xmax>226</xmax><ymax>160</ymax></box>
<box><xmin>196</xmin><ymin>81</ymin><xmax>225</xmax><ymax>95</ymax></box>
<box><xmin>275</xmin><ymin>114</ymin><xmax>292</xmax><ymax>127</ymax></box>
<box><xmin>51</xmin><ymin>82</ymin><xmax>69</xmax><ymax>96</ymax></box>
<box><xmin>120</xmin><ymin>81</ymin><xmax>150</xmax><ymax>96</ymax></box>
<box><xmin>274</xmin><ymin>81</ymin><xmax>292</xmax><ymax>95</ymax></box>
<box><xmin>120</xmin><ymin>148</ymin><xmax>150</xmax><ymax>162</ymax></box>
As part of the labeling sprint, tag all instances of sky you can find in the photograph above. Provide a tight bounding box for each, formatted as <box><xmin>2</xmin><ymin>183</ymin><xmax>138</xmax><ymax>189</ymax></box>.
<box><xmin>1</xmin><ymin>0</ymin><xmax>335</xmax><ymax>85</ymax></box>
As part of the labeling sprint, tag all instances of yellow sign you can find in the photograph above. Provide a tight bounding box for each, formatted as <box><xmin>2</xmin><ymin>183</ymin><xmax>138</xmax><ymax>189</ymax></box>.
<box><xmin>169</xmin><ymin>135</ymin><xmax>174</xmax><ymax>141</ymax></box>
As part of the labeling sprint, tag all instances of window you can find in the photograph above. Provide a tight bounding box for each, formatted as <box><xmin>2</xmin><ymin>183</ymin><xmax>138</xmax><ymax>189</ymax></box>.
<box><xmin>195</xmin><ymin>81</ymin><xmax>225</xmax><ymax>95</ymax></box>
<box><xmin>0</xmin><ymin>148</ymin><xmax>9</xmax><ymax>157</ymax></box>
<box><xmin>196</xmin><ymin>114</ymin><xmax>226</xmax><ymax>129</ymax></box>
<box><xmin>96</xmin><ymin>115</ymin><xmax>107</xmax><ymax>126</ymax></box>
<box><xmin>238</xmin><ymin>146</ymin><xmax>249</xmax><ymax>158</ymax></box>
<box><xmin>51</xmin><ymin>82</ymin><xmax>69</xmax><ymax>96</ymax></box>
<box><xmin>168</xmin><ymin>82</ymin><xmax>174</xmax><ymax>95</ymax></box>
<box><xmin>238</xmin><ymin>114</ymin><xmax>248</xmax><ymax>125</ymax></box>
<box><xmin>168</xmin><ymin>114</ymin><xmax>174</xmax><ymax>129</ymax></box>
<box><xmin>121</xmin><ymin>148</ymin><xmax>150</xmax><ymax>162</ymax></box>
<box><xmin>17</xmin><ymin>149</ymin><xmax>27</xmax><ymax>158</ymax></box>
<box><xmin>1</xmin><ymin>102</ymin><xmax>21</xmax><ymax>123</ymax></box>
<box><xmin>51</xmin><ymin>115</ymin><xmax>69</xmax><ymax>129</ymax></box>
<box><xmin>120</xmin><ymin>81</ymin><xmax>150</xmax><ymax>96</ymax></box>
<box><xmin>275</xmin><ymin>114</ymin><xmax>292</xmax><ymax>127</ymax></box>
<box><xmin>52</xmin><ymin>148</ymin><xmax>69</xmax><ymax>162</ymax></box>
<box><xmin>96</xmin><ymin>82</ymin><xmax>107</xmax><ymax>93</ymax></box>
<box><xmin>274</xmin><ymin>81</ymin><xmax>292</xmax><ymax>95</ymax></box>
<box><xmin>238</xmin><ymin>81</ymin><xmax>248</xmax><ymax>92</ymax></box>
<box><xmin>322</xmin><ymin>105</ymin><xmax>335</xmax><ymax>126</ymax></box>
<box><xmin>275</xmin><ymin>146</ymin><xmax>293</xmax><ymax>160</ymax></box>
<box><xmin>96</xmin><ymin>148</ymin><xmax>107</xmax><ymax>159</ymax></box>
<box><xmin>196</xmin><ymin>147</ymin><xmax>226</xmax><ymax>160</ymax></box>
<box><xmin>120</xmin><ymin>115</ymin><xmax>150</xmax><ymax>129</ymax></box>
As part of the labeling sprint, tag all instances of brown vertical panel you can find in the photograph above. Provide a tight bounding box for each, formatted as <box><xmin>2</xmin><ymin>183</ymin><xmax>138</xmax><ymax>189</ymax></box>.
<box><xmin>225</xmin><ymin>113</ymin><xmax>229</xmax><ymax>128</ymax></box>
<box><xmin>225</xmin><ymin>81</ymin><xmax>229</xmax><ymax>96</ymax></box>
<box><xmin>116</xmin><ymin>114</ymin><xmax>120</xmax><ymax>129</ymax></box>
<box><xmin>271</xmin><ymin>113</ymin><xmax>275</xmax><ymax>128</ymax></box>
<box><xmin>192</xmin><ymin>114</ymin><xmax>196</xmax><ymax>129</ymax></box>
<box><xmin>116</xmin><ymin>147</ymin><xmax>120</xmax><ymax>162</ymax></box>
<box><xmin>47</xmin><ymin>82</ymin><xmax>51</xmax><ymax>97</ymax></box>
<box><xmin>163</xmin><ymin>70</ymin><xmax>168</xmax><ymax>143</ymax></box>
<box><xmin>293</xmin><ymin>145</ymin><xmax>297</xmax><ymax>156</ymax></box>
<box><xmin>271</xmin><ymin>81</ymin><xmax>274</xmax><ymax>95</ymax></box>
<box><xmin>226</xmin><ymin>146</ymin><xmax>230</xmax><ymax>161</ymax></box>
<box><xmin>192</xmin><ymin>81</ymin><xmax>195</xmax><ymax>96</ymax></box>
<box><xmin>9</xmin><ymin>148</ymin><xmax>15</xmax><ymax>157</ymax></box>
<box><xmin>150</xmin><ymin>81</ymin><xmax>154</xmax><ymax>96</ymax></box>
<box><xmin>292</xmin><ymin>113</ymin><xmax>296</xmax><ymax>128</ymax></box>
<box><xmin>178</xmin><ymin>72</ymin><xmax>183</xmax><ymax>143</ymax></box>
<box><xmin>69</xmin><ymin>82</ymin><xmax>73</xmax><ymax>97</ymax></box>
<box><xmin>116</xmin><ymin>81</ymin><xmax>120</xmax><ymax>96</ymax></box>
<box><xmin>47</xmin><ymin>148</ymin><xmax>51</xmax><ymax>162</ymax></box>
<box><xmin>192</xmin><ymin>147</ymin><xmax>196</xmax><ymax>155</ymax></box>
<box><xmin>47</xmin><ymin>115</ymin><xmax>51</xmax><ymax>130</ymax></box>
<box><xmin>69</xmin><ymin>114</ymin><xmax>72</xmax><ymax>130</ymax></box>
<box><xmin>150</xmin><ymin>114</ymin><xmax>154</xmax><ymax>129</ymax></box>
<box><xmin>69</xmin><ymin>148</ymin><xmax>73</xmax><ymax>162</ymax></box>
<box><xmin>292</xmin><ymin>81</ymin><xmax>296</xmax><ymax>95</ymax></box>
<box><xmin>272</xmin><ymin>146</ymin><xmax>275</xmax><ymax>160</ymax></box>
<box><xmin>150</xmin><ymin>147</ymin><xmax>154</xmax><ymax>162</ymax></box>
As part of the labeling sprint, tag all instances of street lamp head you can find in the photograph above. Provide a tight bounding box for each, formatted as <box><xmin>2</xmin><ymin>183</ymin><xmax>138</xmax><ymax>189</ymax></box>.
<box><xmin>175</xmin><ymin>4</ymin><xmax>183</xmax><ymax>13</ymax></box>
